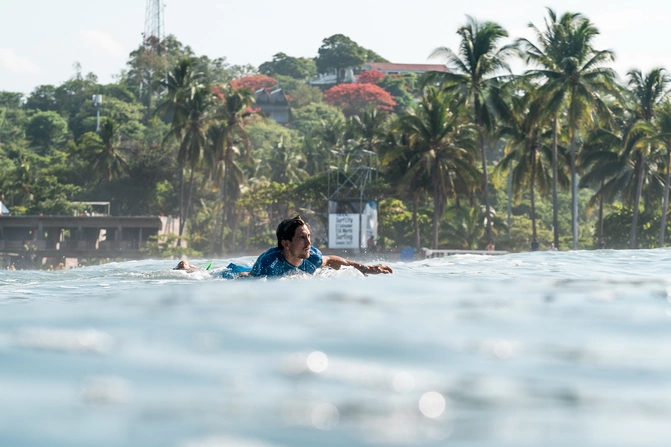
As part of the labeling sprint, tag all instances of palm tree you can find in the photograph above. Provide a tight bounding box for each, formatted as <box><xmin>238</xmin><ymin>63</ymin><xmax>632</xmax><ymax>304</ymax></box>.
<box><xmin>208</xmin><ymin>85</ymin><xmax>255</xmax><ymax>255</ymax></box>
<box><xmin>494</xmin><ymin>84</ymin><xmax>560</xmax><ymax>249</ymax></box>
<box><xmin>381</xmin><ymin>128</ymin><xmax>430</xmax><ymax>250</ymax></box>
<box><xmin>625</xmin><ymin>68</ymin><xmax>669</xmax><ymax>248</ymax></box>
<box><xmin>579</xmin><ymin>126</ymin><xmax>624</xmax><ymax>247</ymax></box>
<box><xmin>520</xmin><ymin>8</ymin><xmax>618</xmax><ymax>249</ymax></box>
<box><xmin>267</xmin><ymin>137</ymin><xmax>308</xmax><ymax>184</ymax></box>
<box><xmin>584</xmin><ymin>108</ymin><xmax>664</xmax><ymax>249</ymax></box>
<box><xmin>392</xmin><ymin>87</ymin><xmax>480</xmax><ymax>249</ymax></box>
<box><xmin>442</xmin><ymin>205</ymin><xmax>503</xmax><ymax>249</ymax></box>
<box><xmin>428</xmin><ymin>16</ymin><xmax>517</xmax><ymax>243</ymax></box>
<box><xmin>656</xmin><ymin>101</ymin><xmax>671</xmax><ymax>246</ymax></box>
<box><xmin>349</xmin><ymin>105</ymin><xmax>389</xmax><ymax>154</ymax></box>
<box><xmin>80</xmin><ymin>117</ymin><xmax>128</xmax><ymax>181</ymax></box>
<box><xmin>300</xmin><ymin>136</ymin><xmax>328</xmax><ymax>176</ymax></box>
<box><xmin>155</xmin><ymin>58</ymin><xmax>205</xmax><ymax>236</ymax></box>
<box><xmin>176</xmin><ymin>86</ymin><xmax>215</xmax><ymax>236</ymax></box>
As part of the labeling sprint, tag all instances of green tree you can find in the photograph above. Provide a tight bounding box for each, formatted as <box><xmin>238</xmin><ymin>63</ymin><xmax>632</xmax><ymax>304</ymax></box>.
<box><xmin>175</xmin><ymin>86</ymin><xmax>215</xmax><ymax>237</ymax></box>
<box><xmin>655</xmin><ymin>101</ymin><xmax>671</xmax><ymax>246</ymax></box>
<box><xmin>290</xmin><ymin>103</ymin><xmax>344</xmax><ymax>137</ymax></box>
<box><xmin>428</xmin><ymin>16</ymin><xmax>517</xmax><ymax>244</ymax></box>
<box><xmin>24</xmin><ymin>85</ymin><xmax>58</xmax><ymax>112</ymax></box>
<box><xmin>348</xmin><ymin>105</ymin><xmax>389</xmax><ymax>154</ymax></box>
<box><xmin>495</xmin><ymin>85</ymin><xmax>559</xmax><ymax>248</ymax></box>
<box><xmin>259</xmin><ymin>52</ymin><xmax>317</xmax><ymax>79</ymax></box>
<box><xmin>155</xmin><ymin>57</ymin><xmax>205</xmax><ymax>236</ymax></box>
<box><xmin>316</xmin><ymin>34</ymin><xmax>368</xmax><ymax>83</ymax></box>
<box><xmin>378</xmin><ymin>74</ymin><xmax>416</xmax><ymax>112</ymax></box>
<box><xmin>392</xmin><ymin>87</ymin><xmax>480</xmax><ymax>248</ymax></box>
<box><xmin>520</xmin><ymin>9</ymin><xmax>618</xmax><ymax>249</ymax></box>
<box><xmin>579</xmin><ymin>126</ymin><xmax>622</xmax><ymax>246</ymax></box>
<box><xmin>0</xmin><ymin>92</ymin><xmax>23</xmax><ymax>109</ymax></box>
<box><xmin>25</xmin><ymin>111</ymin><xmax>69</xmax><ymax>155</ymax></box>
<box><xmin>79</xmin><ymin>117</ymin><xmax>128</xmax><ymax>182</ymax></box>
<box><xmin>54</xmin><ymin>64</ymin><xmax>99</xmax><ymax>124</ymax></box>
<box><xmin>208</xmin><ymin>85</ymin><xmax>255</xmax><ymax>254</ymax></box>
<box><xmin>381</xmin><ymin>129</ymin><xmax>431</xmax><ymax>250</ymax></box>
<box><xmin>624</xmin><ymin>68</ymin><xmax>669</xmax><ymax>248</ymax></box>
<box><xmin>266</xmin><ymin>137</ymin><xmax>308</xmax><ymax>183</ymax></box>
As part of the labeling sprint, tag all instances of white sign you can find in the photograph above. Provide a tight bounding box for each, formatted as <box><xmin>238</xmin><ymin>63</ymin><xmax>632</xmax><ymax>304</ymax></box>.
<box><xmin>328</xmin><ymin>214</ymin><xmax>360</xmax><ymax>249</ymax></box>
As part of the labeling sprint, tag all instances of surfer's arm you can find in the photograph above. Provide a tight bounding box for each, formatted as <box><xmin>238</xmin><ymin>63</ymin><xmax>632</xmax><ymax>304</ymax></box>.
<box><xmin>321</xmin><ymin>256</ymin><xmax>393</xmax><ymax>275</ymax></box>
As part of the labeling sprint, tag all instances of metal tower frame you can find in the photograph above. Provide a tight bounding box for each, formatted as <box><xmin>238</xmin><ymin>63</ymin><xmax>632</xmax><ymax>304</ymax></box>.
<box><xmin>328</xmin><ymin>149</ymin><xmax>378</xmax><ymax>213</ymax></box>
<box><xmin>144</xmin><ymin>0</ymin><xmax>165</xmax><ymax>54</ymax></box>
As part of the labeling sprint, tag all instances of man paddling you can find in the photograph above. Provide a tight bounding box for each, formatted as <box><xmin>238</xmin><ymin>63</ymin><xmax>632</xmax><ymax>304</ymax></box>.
<box><xmin>247</xmin><ymin>215</ymin><xmax>393</xmax><ymax>278</ymax></box>
<box><xmin>173</xmin><ymin>260</ymin><xmax>200</xmax><ymax>271</ymax></box>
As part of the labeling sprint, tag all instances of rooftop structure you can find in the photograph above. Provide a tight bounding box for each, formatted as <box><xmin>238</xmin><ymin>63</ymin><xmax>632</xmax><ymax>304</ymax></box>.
<box><xmin>0</xmin><ymin>215</ymin><xmax>169</xmax><ymax>268</ymax></box>
<box><xmin>361</xmin><ymin>62</ymin><xmax>450</xmax><ymax>75</ymax></box>
<box><xmin>254</xmin><ymin>88</ymin><xmax>290</xmax><ymax>123</ymax></box>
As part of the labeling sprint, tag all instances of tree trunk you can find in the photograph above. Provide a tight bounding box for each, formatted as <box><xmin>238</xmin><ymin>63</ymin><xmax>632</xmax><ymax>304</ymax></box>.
<box><xmin>473</xmin><ymin>95</ymin><xmax>493</xmax><ymax>243</ymax></box>
<box><xmin>630</xmin><ymin>153</ymin><xmax>646</xmax><ymax>249</ymax></box>
<box><xmin>432</xmin><ymin>188</ymin><xmax>444</xmax><ymax>250</ymax></box>
<box><xmin>480</xmin><ymin>133</ymin><xmax>493</xmax><ymax>243</ymax></box>
<box><xmin>218</xmin><ymin>172</ymin><xmax>229</xmax><ymax>254</ymax></box>
<box><xmin>507</xmin><ymin>168</ymin><xmax>512</xmax><ymax>241</ymax></box>
<box><xmin>659</xmin><ymin>148</ymin><xmax>671</xmax><ymax>247</ymax></box>
<box><xmin>412</xmin><ymin>194</ymin><xmax>421</xmax><ymax>251</ymax></box>
<box><xmin>552</xmin><ymin>118</ymin><xmax>559</xmax><ymax>249</ymax></box>
<box><xmin>598</xmin><ymin>180</ymin><xmax>604</xmax><ymax>247</ymax></box>
<box><xmin>209</xmin><ymin>162</ymin><xmax>228</xmax><ymax>256</ymax></box>
<box><xmin>182</xmin><ymin>167</ymin><xmax>196</xmax><ymax>240</ymax></box>
<box><xmin>178</xmin><ymin>168</ymin><xmax>185</xmax><ymax>238</ymax></box>
<box><xmin>230</xmin><ymin>208</ymin><xmax>239</xmax><ymax>252</ymax></box>
<box><xmin>530</xmin><ymin>145</ymin><xmax>537</xmax><ymax>246</ymax></box>
<box><xmin>570</xmin><ymin>131</ymin><xmax>578</xmax><ymax>250</ymax></box>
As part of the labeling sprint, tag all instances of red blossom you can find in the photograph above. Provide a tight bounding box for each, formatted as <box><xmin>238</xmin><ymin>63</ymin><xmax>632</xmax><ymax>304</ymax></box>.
<box><xmin>323</xmin><ymin>83</ymin><xmax>397</xmax><ymax>116</ymax></box>
<box><xmin>231</xmin><ymin>75</ymin><xmax>277</xmax><ymax>92</ymax></box>
<box><xmin>356</xmin><ymin>69</ymin><xmax>386</xmax><ymax>84</ymax></box>
<box><xmin>211</xmin><ymin>85</ymin><xmax>225</xmax><ymax>99</ymax></box>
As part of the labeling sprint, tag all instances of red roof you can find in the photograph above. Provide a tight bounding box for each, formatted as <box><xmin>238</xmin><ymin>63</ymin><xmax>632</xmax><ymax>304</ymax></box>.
<box><xmin>363</xmin><ymin>62</ymin><xmax>449</xmax><ymax>73</ymax></box>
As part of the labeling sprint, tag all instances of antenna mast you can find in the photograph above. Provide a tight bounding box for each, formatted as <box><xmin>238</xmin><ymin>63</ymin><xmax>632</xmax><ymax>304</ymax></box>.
<box><xmin>144</xmin><ymin>0</ymin><xmax>165</xmax><ymax>54</ymax></box>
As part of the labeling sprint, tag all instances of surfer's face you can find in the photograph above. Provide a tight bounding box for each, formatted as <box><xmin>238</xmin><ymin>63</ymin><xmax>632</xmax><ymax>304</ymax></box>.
<box><xmin>284</xmin><ymin>225</ymin><xmax>311</xmax><ymax>261</ymax></box>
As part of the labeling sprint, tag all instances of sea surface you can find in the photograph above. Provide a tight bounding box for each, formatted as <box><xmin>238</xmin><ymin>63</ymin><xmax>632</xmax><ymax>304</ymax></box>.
<box><xmin>1</xmin><ymin>249</ymin><xmax>671</xmax><ymax>447</ymax></box>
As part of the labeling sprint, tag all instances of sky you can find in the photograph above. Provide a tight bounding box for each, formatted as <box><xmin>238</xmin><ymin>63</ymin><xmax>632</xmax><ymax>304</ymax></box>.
<box><xmin>2</xmin><ymin>0</ymin><xmax>671</xmax><ymax>95</ymax></box>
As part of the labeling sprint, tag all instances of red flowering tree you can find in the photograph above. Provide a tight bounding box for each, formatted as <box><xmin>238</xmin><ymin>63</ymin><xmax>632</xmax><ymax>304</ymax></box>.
<box><xmin>323</xmin><ymin>83</ymin><xmax>397</xmax><ymax>116</ymax></box>
<box><xmin>231</xmin><ymin>75</ymin><xmax>277</xmax><ymax>91</ymax></box>
<box><xmin>357</xmin><ymin>69</ymin><xmax>386</xmax><ymax>84</ymax></box>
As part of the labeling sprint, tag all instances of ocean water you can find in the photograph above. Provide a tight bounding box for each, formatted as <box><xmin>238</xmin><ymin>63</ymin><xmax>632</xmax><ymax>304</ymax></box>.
<box><xmin>1</xmin><ymin>249</ymin><xmax>671</xmax><ymax>447</ymax></box>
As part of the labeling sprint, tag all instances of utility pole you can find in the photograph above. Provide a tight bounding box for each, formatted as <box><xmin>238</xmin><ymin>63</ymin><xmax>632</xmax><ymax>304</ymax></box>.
<box><xmin>92</xmin><ymin>94</ymin><xmax>102</xmax><ymax>132</ymax></box>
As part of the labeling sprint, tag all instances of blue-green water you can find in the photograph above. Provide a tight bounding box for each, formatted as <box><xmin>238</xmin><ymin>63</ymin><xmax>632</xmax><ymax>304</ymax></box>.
<box><xmin>1</xmin><ymin>250</ymin><xmax>671</xmax><ymax>446</ymax></box>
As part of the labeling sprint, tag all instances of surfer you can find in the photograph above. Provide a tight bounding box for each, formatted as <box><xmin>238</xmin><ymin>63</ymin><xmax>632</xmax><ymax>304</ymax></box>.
<box><xmin>173</xmin><ymin>260</ymin><xmax>200</xmax><ymax>271</ymax></box>
<box><xmin>246</xmin><ymin>215</ymin><xmax>393</xmax><ymax>278</ymax></box>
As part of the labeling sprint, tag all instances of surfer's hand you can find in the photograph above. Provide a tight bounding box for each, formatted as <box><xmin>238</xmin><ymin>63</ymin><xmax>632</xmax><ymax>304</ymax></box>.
<box><xmin>365</xmin><ymin>264</ymin><xmax>393</xmax><ymax>274</ymax></box>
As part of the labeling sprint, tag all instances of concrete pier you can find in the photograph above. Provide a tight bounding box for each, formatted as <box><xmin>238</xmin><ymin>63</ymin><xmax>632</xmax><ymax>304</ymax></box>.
<box><xmin>0</xmin><ymin>215</ymin><xmax>163</xmax><ymax>267</ymax></box>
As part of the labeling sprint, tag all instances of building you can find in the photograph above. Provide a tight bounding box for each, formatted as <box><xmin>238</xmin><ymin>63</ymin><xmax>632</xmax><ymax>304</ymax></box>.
<box><xmin>361</xmin><ymin>62</ymin><xmax>449</xmax><ymax>76</ymax></box>
<box><xmin>310</xmin><ymin>63</ymin><xmax>449</xmax><ymax>87</ymax></box>
<box><xmin>254</xmin><ymin>88</ymin><xmax>290</xmax><ymax>124</ymax></box>
<box><xmin>0</xmin><ymin>215</ymin><xmax>174</xmax><ymax>268</ymax></box>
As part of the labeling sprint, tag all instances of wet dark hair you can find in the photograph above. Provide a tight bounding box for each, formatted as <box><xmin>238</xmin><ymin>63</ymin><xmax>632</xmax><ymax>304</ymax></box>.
<box><xmin>276</xmin><ymin>215</ymin><xmax>309</xmax><ymax>248</ymax></box>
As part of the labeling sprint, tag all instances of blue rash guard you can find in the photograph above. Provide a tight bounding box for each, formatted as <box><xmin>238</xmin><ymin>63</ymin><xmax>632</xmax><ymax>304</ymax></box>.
<box><xmin>248</xmin><ymin>246</ymin><xmax>323</xmax><ymax>278</ymax></box>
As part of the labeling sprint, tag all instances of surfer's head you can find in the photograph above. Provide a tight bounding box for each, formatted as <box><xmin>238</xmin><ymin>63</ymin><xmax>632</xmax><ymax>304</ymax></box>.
<box><xmin>174</xmin><ymin>260</ymin><xmax>196</xmax><ymax>270</ymax></box>
<box><xmin>276</xmin><ymin>215</ymin><xmax>309</xmax><ymax>249</ymax></box>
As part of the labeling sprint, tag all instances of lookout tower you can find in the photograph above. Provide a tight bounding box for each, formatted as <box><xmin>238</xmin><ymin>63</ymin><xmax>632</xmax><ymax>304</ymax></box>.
<box><xmin>327</xmin><ymin>149</ymin><xmax>379</xmax><ymax>250</ymax></box>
